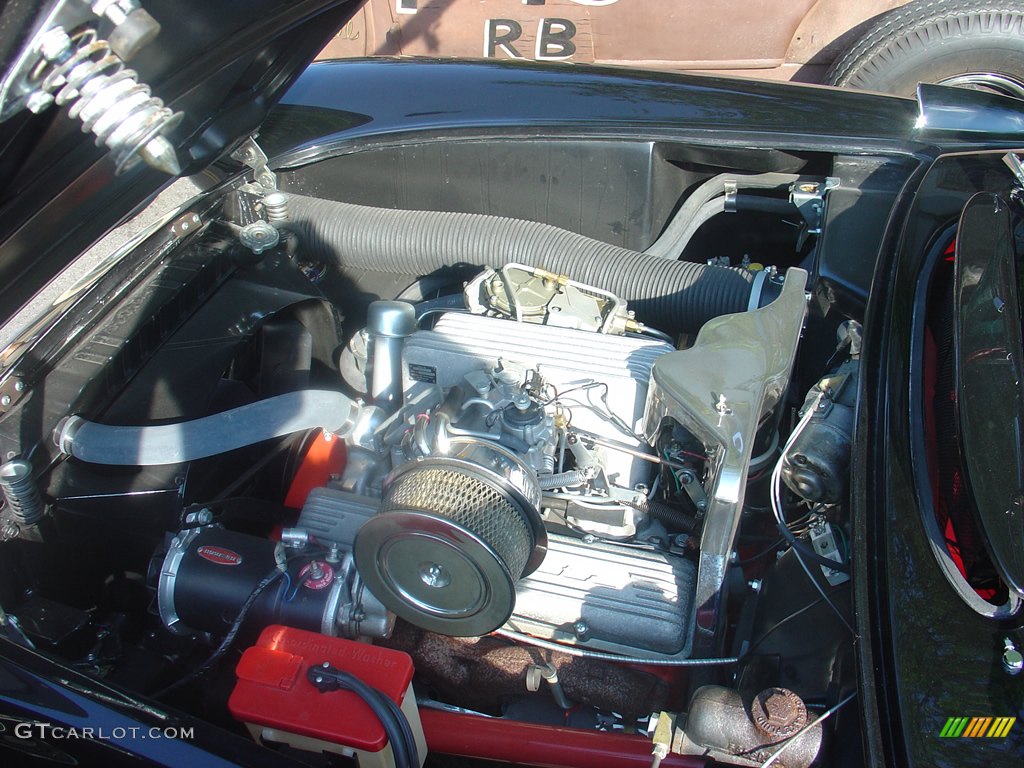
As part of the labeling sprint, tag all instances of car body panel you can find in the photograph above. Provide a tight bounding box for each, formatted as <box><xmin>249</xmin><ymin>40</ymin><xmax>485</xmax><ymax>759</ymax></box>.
<box><xmin>318</xmin><ymin>0</ymin><xmax>907</xmax><ymax>82</ymax></box>
<box><xmin>857</xmin><ymin>151</ymin><xmax>1024</xmax><ymax>768</ymax></box>
<box><xmin>269</xmin><ymin>58</ymin><xmax>925</xmax><ymax>162</ymax></box>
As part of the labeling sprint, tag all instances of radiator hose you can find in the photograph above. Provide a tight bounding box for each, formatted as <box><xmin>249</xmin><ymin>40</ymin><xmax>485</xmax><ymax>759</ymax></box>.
<box><xmin>285</xmin><ymin>195</ymin><xmax>764</xmax><ymax>334</ymax></box>
<box><xmin>55</xmin><ymin>390</ymin><xmax>364</xmax><ymax>466</ymax></box>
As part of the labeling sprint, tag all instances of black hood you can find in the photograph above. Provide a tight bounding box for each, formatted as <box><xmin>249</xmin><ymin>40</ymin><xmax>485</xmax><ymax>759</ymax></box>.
<box><xmin>0</xmin><ymin>0</ymin><xmax>361</xmax><ymax>325</ymax></box>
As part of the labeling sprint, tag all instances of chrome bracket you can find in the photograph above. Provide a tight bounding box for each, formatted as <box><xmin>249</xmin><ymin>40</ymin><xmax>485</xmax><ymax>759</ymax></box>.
<box><xmin>1003</xmin><ymin>153</ymin><xmax>1024</xmax><ymax>189</ymax></box>
<box><xmin>790</xmin><ymin>176</ymin><xmax>840</xmax><ymax>236</ymax></box>
<box><xmin>231</xmin><ymin>136</ymin><xmax>277</xmax><ymax>191</ymax></box>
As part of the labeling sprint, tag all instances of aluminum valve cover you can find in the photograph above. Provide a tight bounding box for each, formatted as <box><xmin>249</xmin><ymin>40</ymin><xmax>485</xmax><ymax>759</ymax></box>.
<box><xmin>506</xmin><ymin>532</ymin><xmax>697</xmax><ymax>659</ymax></box>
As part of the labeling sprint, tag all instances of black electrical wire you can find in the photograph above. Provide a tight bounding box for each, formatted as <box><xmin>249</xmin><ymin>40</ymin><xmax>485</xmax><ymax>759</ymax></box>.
<box><xmin>626</xmin><ymin>326</ymin><xmax>675</xmax><ymax>345</ymax></box>
<box><xmin>733</xmin><ymin>537</ymin><xmax>786</xmax><ymax>565</ymax></box>
<box><xmin>743</xmin><ymin>594</ymin><xmax>830</xmax><ymax>657</ymax></box>
<box><xmin>310</xmin><ymin>665</ymin><xmax>419</xmax><ymax>768</ymax></box>
<box><xmin>771</xmin><ymin>511</ymin><xmax>851</xmax><ymax>573</ymax></box>
<box><xmin>770</xmin><ymin>402</ymin><xmax>851</xmax><ymax>574</ymax></box>
<box><xmin>153</xmin><ymin>550</ymin><xmax>329</xmax><ymax>699</ymax></box>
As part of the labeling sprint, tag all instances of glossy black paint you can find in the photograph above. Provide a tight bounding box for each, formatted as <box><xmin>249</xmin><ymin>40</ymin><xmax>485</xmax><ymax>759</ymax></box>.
<box><xmin>0</xmin><ymin>0</ymin><xmax>361</xmax><ymax>327</ymax></box>
<box><xmin>269</xmin><ymin>58</ymin><xmax>926</xmax><ymax>164</ymax></box>
<box><xmin>917</xmin><ymin>82</ymin><xmax>1024</xmax><ymax>137</ymax></box>
<box><xmin>0</xmin><ymin>637</ymin><xmax>307</xmax><ymax>767</ymax></box>
<box><xmin>856</xmin><ymin>152</ymin><xmax>1024</xmax><ymax>768</ymax></box>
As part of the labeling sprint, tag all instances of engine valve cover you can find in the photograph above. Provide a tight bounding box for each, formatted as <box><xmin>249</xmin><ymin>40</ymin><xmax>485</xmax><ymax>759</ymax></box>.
<box><xmin>507</xmin><ymin>532</ymin><xmax>697</xmax><ymax>659</ymax></box>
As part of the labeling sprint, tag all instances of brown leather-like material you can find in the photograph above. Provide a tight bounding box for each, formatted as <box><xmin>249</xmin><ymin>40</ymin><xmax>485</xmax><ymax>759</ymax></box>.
<box><xmin>382</xmin><ymin>622</ymin><xmax>672</xmax><ymax>719</ymax></box>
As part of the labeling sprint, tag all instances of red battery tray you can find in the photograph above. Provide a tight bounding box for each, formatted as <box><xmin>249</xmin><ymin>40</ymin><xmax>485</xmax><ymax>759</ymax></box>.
<box><xmin>229</xmin><ymin>625</ymin><xmax>423</xmax><ymax>765</ymax></box>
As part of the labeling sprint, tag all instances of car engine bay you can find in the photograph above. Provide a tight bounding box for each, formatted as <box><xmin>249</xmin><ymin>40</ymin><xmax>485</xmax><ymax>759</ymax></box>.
<box><xmin>0</xmin><ymin>136</ymin><xmax>894</xmax><ymax>767</ymax></box>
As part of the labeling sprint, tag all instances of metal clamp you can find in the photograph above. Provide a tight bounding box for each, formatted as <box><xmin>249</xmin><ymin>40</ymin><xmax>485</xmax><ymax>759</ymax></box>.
<box><xmin>789</xmin><ymin>177</ymin><xmax>840</xmax><ymax>236</ymax></box>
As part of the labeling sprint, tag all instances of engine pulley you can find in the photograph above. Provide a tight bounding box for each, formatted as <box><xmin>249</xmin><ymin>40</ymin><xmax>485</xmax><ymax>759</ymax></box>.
<box><xmin>354</xmin><ymin>437</ymin><xmax>546</xmax><ymax>636</ymax></box>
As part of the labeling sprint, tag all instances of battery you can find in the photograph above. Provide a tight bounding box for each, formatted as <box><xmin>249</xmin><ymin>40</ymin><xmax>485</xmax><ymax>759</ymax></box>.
<box><xmin>228</xmin><ymin>625</ymin><xmax>425</xmax><ymax>767</ymax></box>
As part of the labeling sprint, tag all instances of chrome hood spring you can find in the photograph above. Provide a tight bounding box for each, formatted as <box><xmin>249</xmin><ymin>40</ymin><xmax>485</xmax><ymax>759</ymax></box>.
<box><xmin>34</xmin><ymin>27</ymin><xmax>182</xmax><ymax>175</ymax></box>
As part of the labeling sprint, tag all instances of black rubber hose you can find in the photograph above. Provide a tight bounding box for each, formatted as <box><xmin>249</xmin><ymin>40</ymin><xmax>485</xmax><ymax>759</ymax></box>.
<box><xmin>733</xmin><ymin>194</ymin><xmax>799</xmax><ymax>216</ymax></box>
<box><xmin>285</xmin><ymin>195</ymin><xmax>757</xmax><ymax>334</ymax></box>
<box><xmin>308</xmin><ymin>665</ymin><xmax>419</xmax><ymax>768</ymax></box>
<box><xmin>644</xmin><ymin>172</ymin><xmax>797</xmax><ymax>259</ymax></box>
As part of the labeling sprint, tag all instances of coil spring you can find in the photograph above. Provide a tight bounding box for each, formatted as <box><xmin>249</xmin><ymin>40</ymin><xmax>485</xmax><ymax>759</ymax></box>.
<box><xmin>38</xmin><ymin>30</ymin><xmax>181</xmax><ymax>174</ymax></box>
<box><xmin>0</xmin><ymin>460</ymin><xmax>44</xmax><ymax>526</ymax></box>
<box><xmin>262</xmin><ymin>192</ymin><xmax>290</xmax><ymax>225</ymax></box>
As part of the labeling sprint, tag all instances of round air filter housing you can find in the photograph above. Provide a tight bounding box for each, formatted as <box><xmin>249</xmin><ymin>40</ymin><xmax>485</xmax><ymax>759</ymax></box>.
<box><xmin>354</xmin><ymin>438</ymin><xmax>546</xmax><ymax>636</ymax></box>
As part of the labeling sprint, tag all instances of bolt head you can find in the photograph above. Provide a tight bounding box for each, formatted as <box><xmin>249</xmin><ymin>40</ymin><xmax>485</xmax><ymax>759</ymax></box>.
<box><xmin>0</xmin><ymin>395</ymin><xmax>10</xmax><ymax>407</ymax></box>
<box><xmin>26</xmin><ymin>91</ymin><xmax>54</xmax><ymax>114</ymax></box>
<box><xmin>419</xmin><ymin>562</ymin><xmax>451</xmax><ymax>588</ymax></box>
<box><xmin>751</xmin><ymin>687</ymin><xmax>807</xmax><ymax>738</ymax></box>
<box><xmin>37</xmin><ymin>28</ymin><xmax>72</xmax><ymax>61</ymax></box>
<box><xmin>0</xmin><ymin>520</ymin><xmax>20</xmax><ymax>540</ymax></box>
<box><xmin>1003</xmin><ymin>648</ymin><xmax>1024</xmax><ymax>675</ymax></box>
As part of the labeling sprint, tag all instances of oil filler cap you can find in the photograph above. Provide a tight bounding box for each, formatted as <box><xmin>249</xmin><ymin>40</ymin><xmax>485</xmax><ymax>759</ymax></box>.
<box><xmin>751</xmin><ymin>687</ymin><xmax>808</xmax><ymax>739</ymax></box>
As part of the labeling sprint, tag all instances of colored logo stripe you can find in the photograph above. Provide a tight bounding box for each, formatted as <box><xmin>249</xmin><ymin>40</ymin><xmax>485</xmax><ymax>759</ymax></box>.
<box><xmin>940</xmin><ymin>717</ymin><xmax>968</xmax><ymax>737</ymax></box>
<box><xmin>940</xmin><ymin>716</ymin><xmax>1016</xmax><ymax>738</ymax></box>
<box><xmin>987</xmin><ymin>717</ymin><xmax>1016</xmax><ymax>738</ymax></box>
<box><xmin>966</xmin><ymin>717</ymin><xmax>991</xmax><ymax>737</ymax></box>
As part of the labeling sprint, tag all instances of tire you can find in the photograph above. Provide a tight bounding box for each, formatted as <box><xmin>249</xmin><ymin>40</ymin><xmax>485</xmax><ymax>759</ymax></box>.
<box><xmin>825</xmin><ymin>0</ymin><xmax>1024</xmax><ymax>98</ymax></box>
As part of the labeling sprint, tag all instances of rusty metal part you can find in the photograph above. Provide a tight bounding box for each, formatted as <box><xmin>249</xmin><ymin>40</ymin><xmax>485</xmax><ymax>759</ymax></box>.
<box><xmin>751</xmin><ymin>687</ymin><xmax>808</xmax><ymax>739</ymax></box>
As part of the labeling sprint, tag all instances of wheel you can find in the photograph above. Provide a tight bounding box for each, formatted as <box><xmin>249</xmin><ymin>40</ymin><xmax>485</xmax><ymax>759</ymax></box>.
<box><xmin>826</xmin><ymin>0</ymin><xmax>1024</xmax><ymax>99</ymax></box>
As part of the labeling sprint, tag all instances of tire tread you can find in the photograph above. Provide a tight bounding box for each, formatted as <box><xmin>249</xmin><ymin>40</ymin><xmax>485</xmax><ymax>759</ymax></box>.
<box><xmin>826</xmin><ymin>0</ymin><xmax>1024</xmax><ymax>91</ymax></box>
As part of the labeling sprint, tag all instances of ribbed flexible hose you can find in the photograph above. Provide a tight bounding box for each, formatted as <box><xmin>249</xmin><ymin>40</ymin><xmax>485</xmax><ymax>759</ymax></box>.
<box><xmin>285</xmin><ymin>195</ymin><xmax>758</xmax><ymax>333</ymax></box>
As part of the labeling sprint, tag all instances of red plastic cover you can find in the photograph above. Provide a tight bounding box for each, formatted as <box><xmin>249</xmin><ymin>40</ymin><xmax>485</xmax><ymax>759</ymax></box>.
<box><xmin>228</xmin><ymin>625</ymin><xmax>414</xmax><ymax>751</ymax></box>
